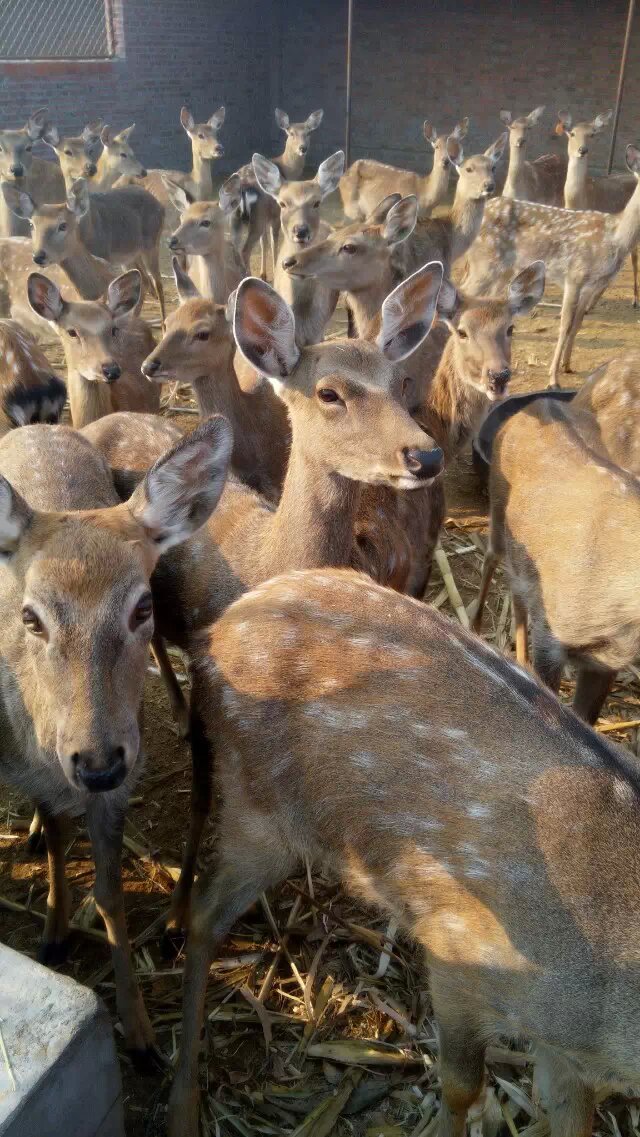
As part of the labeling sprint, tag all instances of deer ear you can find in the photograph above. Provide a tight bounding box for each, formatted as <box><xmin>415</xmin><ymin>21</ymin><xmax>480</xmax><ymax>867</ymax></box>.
<box><xmin>305</xmin><ymin>109</ymin><xmax>323</xmax><ymax>131</ymax></box>
<box><xmin>107</xmin><ymin>269</ymin><xmax>141</xmax><ymax>317</ymax></box>
<box><xmin>435</xmin><ymin>276</ymin><xmax>459</xmax><ymax>320</ymax></box>
<box><xmin>499</xmin><ymin>110</ymin><xmax>512</xmax><ymax>126</ymax></box>
<box><xmin>378</xmin><ymin>262</ymin><xmax>443</xmax><ymax>362</ymax></box>
<box><xmin>118</xmin><ymin>124</ymin><xmax>136</xmax><ymax>142</ymax></box>
<box><xmin>275</xmin><ymin>108</ymin><xmax>290</xmax><ymax>131</ymax></box>
<box><xmin>452</xmin><ymin>117</ymin><xmax>469</xmax><ymax>141</ymax></box>
<box><xmin>83</xmin><ymin>121</ymin><xmax>102</xmax><ymax>143</ymax></box>
<box><xmin>423</xmin><ymin>120</ymin><xmax>438</xmax><ymax>146</ymax></box>
<box><xmin>365</xmin><ymin>193</ymin><xmax>402</xmax><ymax>225</ymax></box>
<box><xmin>0</xmin><ymin>478</ymin><xmax>34</xmax><ymax>559</ymax></box>
<box><xmin>219</xmin><ymin>174</ymin><xmax>242</xmax><ymax>214</ymax></box>
<box><xmin>172</xmin><ymin>256</ymin><xmax>201</xmax><ymax>302</ymax></box>
<box><xmin>163</xmin><ymin>175</ymin><xmax>193</xmax><ymax>213</ymax></box>
<box><xmin>67</xmin><ymin>179</ymin><xmax>90</xmax><ymax>218</ymax></box>
<box><xmin>527</xmin><ymin>106</ymin><xmax>545</xmax><ymax>126</ymax></box>
<box><xmin>26</xmin><ymin>107</ymin><xmax>48</xmax><ymax>141</ymax></box>
<box><xmin>100</xmin><ymin>125</ymin><xmax>114</xmax><ymax>147</ymax></box>
<box><xmin>2</xmin><ymin>184</ymin><xmax>35</xmax><ymax>219</ymax></box>
<box><xmin>626</xmin><ymin>145</ymin><xmax>640</xmax><ymax>175</ymax></box>
<box><xmin>382</xmin><ymin>195</ymin><xmax>418</xmax><ymax>245</ymax></box>
<box><xmin>557</xmin><ymin>110</ymin><xmax>572</xmax><ymax>132</ymax></box>
<box><xmin>27</xmin><ymin>272</ymin><xmax>65</xmax><ymax>322</ymax></box>
<box><xmin>42</xmin><ymin>124</ymin><xmax>60</xmax><ymax>148</ymax></box>
<box><xmin>485</xmin><ymin>133</ymin><xmax>508</xmax><ymax>168</ymax></box>
<box><xmin>316</xmin><ymin>150</ymin><xmax>345</xmax><ymax>198</ymax></box>
<box><xmin>233</xmin><ymin>277</ymin><xmax>300</xmax><ymax>380</ymax></box>
<box><xmin>508</xmin><ymin>260</ymin><xmax>546</xmax><ymax>316</ymax></box>
<box><xmin>446</xmin><ymin>137</ymin><xmax>463</xmax><ymax>167</ymax></box>
<box><xmin>593</xmin><ymin>109</ymin><xmax>613</xmax><ymax>132</ymax></box>
<box><xmin>252</xmin><ymin>154</ymin><xmax>282</xmax><ymax>198</ymax></box>
<box><xmin>180</xmin><ymin>107</ymin><xmax>195</xmax><ymax>133</ymax></box>
<box><xmin>128</xmin><ymin>416</ymin><xmax>232</xmax><ymax>555</ymax></box>
<box><xmin>209</xmin><ymin>106</ymin><xmax>225</xmax><ymax>130</ymax></box>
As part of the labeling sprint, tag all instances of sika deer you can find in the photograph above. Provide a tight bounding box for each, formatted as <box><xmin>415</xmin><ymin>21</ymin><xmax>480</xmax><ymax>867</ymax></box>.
<box><xmin>138</xmin><ymin>106</ymin><xmax>225</xmax><ymax>217</ymax></box>
<box><xmin>558</xmin><ymin>109</ymin><xmax>639</xmax><ymax>307</ymax></box>
<box><xmin>339</xmin><ymin>118</ymin><xmax>468</xmax><ymax>220</ymax></box>
<box><xmin>0</xmin><ymin>416</ymin><xmax>232</xmax><ymax>1056</ymax></box>
<box><xmin>3</xmin><ymin>177</ymin><xmax>166</xmax><ymax>325</ymax></box>
<box><xmin>166</xmin><ymin>185</ymin><xmax>244</xmax><ymax>303</ymax></box>
<box><xmin>168</xmin><ymin>565</ymin><xmax>640</xmax><ymax>1137</ymax></box>
<box><xmin>0</xmin><ymin>320</ymin><xmax>66</xmax><ymax>432</ymax></box>
<box><xmin>252</xmin><ymin>149</ymin><xmax>345</xmax><ymax>345</ymax></box>
<box><xmin>474</xmin><ymin>394</ymin><xmax>640</xmax><ymax>722</ymax></box>
<box><xmin>27</xmin><ymin>270</ymin><xmax>159</xmax><ymax>427</ymax></box>
<box><xmin>570</xmin><ymin>351</ymin><xmax>640</xmax><ymax>471</ymax></box>
<box><xmin>41</xmin><ymin>122</ymin><xmax>102</xmax><ymax>190</ymax></box>
<box><xmin>0</xmin><ymin>107</ymin><xmax>64</xmax><ymax>237</ymax></box>
<box><xmin>500</xmin><ymin>106</ymin><xmax>566</xmax><ymax>205</ymax></box>
<box><xmin>462</xmin><ymin>145</ymin><xmax>640</xmax><ymax>385</ymax></box>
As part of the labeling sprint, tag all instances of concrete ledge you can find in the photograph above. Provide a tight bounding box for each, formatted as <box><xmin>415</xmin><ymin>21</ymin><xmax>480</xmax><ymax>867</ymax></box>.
<box><xmin>0</xmin><ymin>944</ymin><xmax>124</xmax><ymax>1137</ymax></box>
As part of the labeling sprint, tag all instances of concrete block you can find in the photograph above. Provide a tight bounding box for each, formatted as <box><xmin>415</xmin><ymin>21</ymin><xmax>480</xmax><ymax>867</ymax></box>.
<box><xmin>0</xmin><ymin>944</ymin><xmax>124</xmax><ymax>1137</ymax></box>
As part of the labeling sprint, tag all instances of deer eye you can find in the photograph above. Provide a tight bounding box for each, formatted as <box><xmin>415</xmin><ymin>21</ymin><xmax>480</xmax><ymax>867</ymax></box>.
<box><xmin>25</xmin><ymin>145</ymin><xmax>32</xmax><ymax>153</ymax></box>
<box><xmin>457</xmin><ymin>328</ymin><xmax>468</xmax><ymax>340</ymax></box>
<box><xmin>198</xmin><ymin>133</ymin><xmax>205</xmax><ymax>140</ymax></box>
<box><xmin>195</xmin><ymin>330</ymin><xmax>210</xmax><ymax>341</ymax></box>
<box><xmin>280</xmin><ymin>201</ymin><xmax>287</xmax><ymax>210</ymax></box>
<box><xmin>58</xmin><ymin>222</ymin><xmax>67</xmax><ymax>232</ymax></box>
<box><xmin>130</xmin><ymin>591</ymin><xmax>153</xmax><ymax>629</ymax></box>
<box><xmin>199</xmin><ymin>219</ymin><xmax>211</xmax><ymax>227</ymax></box>
<box><xmin>506</xmin><ymin>325</ymin><xmax>514</xmax><ymax>337</ymax></box>
<box><xmin>340</xmin><ymin>243</ymin><xmax>357</xmax><ymax>255</ymax></box>
<box><xmin>120</xmin><ymin>152</ymin><xmax>127</xmax><ymax>159</ymax></box>
<box><xmin>22</xmin><ymin>606</ymin><xmax>44</xmax><ymax>635</ymax></box>
<box><xmin>465</xmin><ymin>166</ymin><xmax>473</xmax><ymax>173</ymax></box>
<box><xmin>67</xmin><ymin>328</ymin><xmax>78</xmax><ymax>338</ymax></box>
<box><xmin>64</xmin><ymin>148</ymin><xmax>73</xmax><ymax>156</ymax></box>
<box><xmin>312</xmin><ymin>200</ymin><xmax>320</xmax><ymax>209</ymax></box>
<box><xmin>317</xmin><ymin>387</ymin><xmax>343</xmax><ymax>404</ymax></box>
<box><xmin>111</xmin><ymin>326</ymin><xmax>118</xmax><ymax>338</ymax></box>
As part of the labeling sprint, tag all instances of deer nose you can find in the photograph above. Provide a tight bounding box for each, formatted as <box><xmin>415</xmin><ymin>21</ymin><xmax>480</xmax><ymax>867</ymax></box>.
<box><xmin>139</xmin><ymin>167</ymin><xmax>148</xmax><ymax>177</ymax></box>
<box><xmin>403</xmin><ymin>446</ymin><xmax>444</xmax><ymax>480</ymax></box>
<box><xmin>299</xmin><ymin>144</ymin><xmax>308</xmax><ymax>155</ymax></box>
<box><xmin>73</xmin><ymin>746</ymin><xmax>127</xmax><ymax>793</ymax></box>
<box><xmin>515</xmin><ymin>139</ymin><xmax>525</xmax><ymax>149</ymax></box>
<box><xmin>102</xmin><ymin>362</ymin><xmax>121</xmax><ymax>383</ymax></box>
<box><xmin>85</xmin><ymin>162</ymin><xmax>97</xmax><ymax>176</ymax></box>
<box><xmin>578</xmin><ymin>146</ymin><xmax>588</xmax><ymax>157</ymax></box>
<box><xmin>488</xmin><ymin>367</ymin><xmax>511</xmax><ymax>395</ymax></box>
<box><xmin>282</xmin><ymin>255</ymin><xmax>298</xmax><ymax>270</ymax></box>
<box><xmin>9</xmin><ymin>164</ymin><xmax>24</xmax><ymax>177</ymax></box>
<box><xmin>484</xmin><ymin>180</ymin><xmax>495</xmax><ymax>194</ymax></box>
<box><xmin>33</xmin><ymin>250</ymin><xmax>47</xmax><ymax>266</ymax></box>
<box><xmin>143</xmin><ymin>357</ymin><xmax>161</xmax><ymax>376</ymax></box>
<box><xmin>293</xmin><ymin>224</ymin><xmax>310</xmax><ymax>242</ymax></box>
<box><xmin>168</xmin><ymin>235</ymin><xmax>180</xmax><ymax>249</ymax></box>
<box><xmin>214</xmin><ymin>145</ymin><xmax>224</xmax><ymax>158</ymax></box>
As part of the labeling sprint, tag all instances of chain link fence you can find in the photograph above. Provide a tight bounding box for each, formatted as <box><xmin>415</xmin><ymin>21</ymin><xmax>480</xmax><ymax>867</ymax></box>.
<box><xmin>0</xmin><ymin>0</ymin><xmax>114</xmax><ymax>60</ymax></box>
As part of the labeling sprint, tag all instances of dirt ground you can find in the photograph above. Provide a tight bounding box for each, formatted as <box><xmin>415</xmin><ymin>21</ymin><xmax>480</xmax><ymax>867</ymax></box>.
<box><xmin>1</xmin><ymin>203</ymin><xmax>640</xmax><ymax>1137</ymax></box>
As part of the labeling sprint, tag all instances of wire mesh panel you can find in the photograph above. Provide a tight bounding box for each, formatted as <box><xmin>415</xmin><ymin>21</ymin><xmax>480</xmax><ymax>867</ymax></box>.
<box><xmin>0</xmin><ymin>0</ymin><xmax>114</xmax><ymax>60</ymax></box>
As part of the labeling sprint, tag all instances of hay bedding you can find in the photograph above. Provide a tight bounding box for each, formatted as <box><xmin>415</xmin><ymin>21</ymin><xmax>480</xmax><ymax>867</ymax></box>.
<box><xmin>1</xmin><ymin>231</ymin><xmax>640</xmax><ymax>1137</ymax></box>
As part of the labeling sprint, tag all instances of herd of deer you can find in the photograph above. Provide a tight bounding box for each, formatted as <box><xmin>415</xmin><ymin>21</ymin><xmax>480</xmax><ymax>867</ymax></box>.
<box><xmin>1</xmin><ymin>96</ymin><xmax>640</xmax><ymax>1137</ymax></box>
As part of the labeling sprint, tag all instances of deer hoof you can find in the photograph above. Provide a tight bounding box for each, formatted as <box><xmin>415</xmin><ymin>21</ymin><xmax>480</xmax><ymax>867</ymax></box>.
<box><xmin>26</xmin><ymin>828</ymin><xmax>47</xmax><ymax>856</ymax></box>
<box><xmin>39</xmin><ymin>936</ymin><xmax>71</xmax><ymax>967</ymax></box>
<box><xmin>130</xmin><ymin>1044</ymin><xmax>168</xmax><ymax>1076</ymax></box>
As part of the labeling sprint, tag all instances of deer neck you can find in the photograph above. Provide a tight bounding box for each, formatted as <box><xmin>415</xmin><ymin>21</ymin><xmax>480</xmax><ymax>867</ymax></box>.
<box><xmin>418</xmin><ymin>338</ymin><xmax>489</xmax><ymax>461</ymax></box>
<box><xmin>615</xmin><ymin>178</ymin><xmax>640</xmax><ymax>254</ymax></box>
<box><xmin>420</xmin><ymin>163</ymin><xmax>448</xmax><ymax>212</ymax></box>
<box><xmin>190</xmin><ymin>340</ymin><xmax>240</xmax><ymax>420</ymax></box>
<box><xmin>190</xmin><ymin>147</ymin><xmax>213</xmax><ymax>200</ymax></box>
<box><xmin>347</xmin><ymin>258</ymin><xmax>397</xmax><ymax>338</ymax></box>
<box><xmin>504</xmin><ymin>141</ymin><xmax>528</xmax><ymax>198</ymax></box>
<box><xmin>449</xmin><ymin>192</ymin><xmax>487</xmax><ymax>263</ymax></box>
<box><xmin>189</xmin><ymin>247</ymin><xmax>227</xmax><ymax>302</ymax></box>
<box><xmin>564</xmin><ymin>155</ymin><xmax>589</xmax><ymax>209</ymax></box>
<box><xmin>59</xmin><ymin>239</ymin><xmax>108</xmax><ymax>300</ymax></box>
<box><xmin>265</xmin><ymin>439</ymin><xmax>360</xmax><ymax>574</ymax></box>
<box><xmin>67</xmin><ymin>370</ymin><xmax>113</xmax><ymax>429</ymax></box>
<box><xmin>93</xmin><ymin>153</ymin><xmax>117</xmax><ymax>190</ymax></box>
<box><xmin>0</xmin><ymin>180</ymin><xmax>28</xmax><ymax>237</ymax></box>
<box><xmin>276</xmin><ymin>142</ymin><xmax>305</xmax><ymax>182</ymax></box>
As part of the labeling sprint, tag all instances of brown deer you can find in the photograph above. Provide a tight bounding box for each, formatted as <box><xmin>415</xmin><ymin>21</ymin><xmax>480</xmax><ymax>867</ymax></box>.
<box><xmin>339</xmin><ymin>118</ymin><xmax>468</xmax><ymax>220</ymax></box>
<box><xmin>461</xmin><ymin>145</ymin><xmax>640</xmax><ymax>385</ymax></box>
<box><xmin>227</xmin><ymin>107</ymin><xmax>324</xmax><ymax>280</ymax></box>
<box><xmin>27</xmin><ymin>270</ymin><xmax>159</xmax><ymax>428</ymax></box>
<box><xmin>500</xmin><ymin>105</ymin><xmax>566</xmax><ymax>205</ymax></box>
<box><xmin>252</xmin><ymin>149</ymin><xmax>345</xmax><ymax>345</ymax></box>
<box><xmin>137</xmin><ymin>106</ymin><xmax>225</xmax><ymax>216</ymax></box>
<box><xmin>0</xmin><ymin>107</ymin><xmax>64</xmax><ymax>237</ymax></box>
<box><xmin>473</xmin><ymin>393</ymin><xmax>640</xmax><ymax>722</ymax></box>
<box><xmin>570</xmin><ymin>350</ymin><xmax>640</xmax><ymax>471</ymax></box>
<box><xmin>3</xmin><ymin>177</ymin><xmax>165</xmax><ymax>325</ymax></box>
<box><xmin>167</xmin><ymin>565</ymin><xmax>640</xmax><ymax>1137</ymax></box>
<box><xmin>0</xmin><ymin>416</ymin><xmax>232</xmax><ymax>1058</ymax></box>
<box><xmin>41</xmin><ymin>121</ymin><xmax>102</xmax><ymax>190</ymax></box>
<box><xmin>0</xmin><ymin>319</ymin><xmax>66</xmax><ymax>431</ymax></box>
<box><xmin>166</xmin><ymin>185</ymin><xmax>245</xmax><ymax>303</ymax></box>
<box><xmin>558</xmin><ymin>109</ymin><xmax>639</xmax><ymax>307</ymax></box>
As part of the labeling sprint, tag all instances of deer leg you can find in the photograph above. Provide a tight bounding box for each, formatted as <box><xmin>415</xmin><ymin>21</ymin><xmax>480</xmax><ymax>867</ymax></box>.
<box><xmin>472</xmin><ymin>550</ymin><xmax>499</xmax><ymax>634</ymax></box>
<box><xmin>165</xmin><ymin>705</ymin><xmax>212</xmax><ymax>944</ymax></box>
<box><xmin>431</xmin><ymin>975</ymin><xmax>486</xmax><ymax>1137</ymax></box>
<box><xmin>531</xmin><ymin>623</ymin><xmax>564</xmax><ymax>693</ymax></box>
<box><xmin>561</xmin><ymin>290</ymin><xmax>593</xmax><ymax>374</ymax></box>
<box><xmin>549</xmin><ymin>282</ymin><xmax>580</xmax><ymax>386</ymax></box>
<box><xmin>572</xmin><ymin>663</ymin><xmax>615</xmax><ymax>725</ymax></box>
<box><xmin>26</xmin><ymin>805</ymin><xmax>46</xmax><ymax>854</ymax></box>
<box><xmin>633</xmin><ymin>247</ymin><xmax>639</xmax><ymax>309</ymax></box>
<box><xmin>39</xmin><ymin>810</ymin><xmax>72</xmax><ymax>965</ymax></box>
<box><xmin>151</xmin><ymin>632</ymin><xmax>189</xmax><ymax>739</ymax></box>
<box><xmin>85</xmin><ymin>794</ymin><xmax>155</xmax><ymax>1062</ymax></box>
<box><xmin>534</xmin><ymin>1049</ymin><xmax>595</xmax><ymax>1137</ymax></box>
<box><xmin>513</xmin><ymin>593</ymin><xmax>529</xmax><ymax>665</ymax></box>
<box><xmin>167</xmin><ymin>848</ymin><xmax>293</xmax><ymax>1137</ymax></box>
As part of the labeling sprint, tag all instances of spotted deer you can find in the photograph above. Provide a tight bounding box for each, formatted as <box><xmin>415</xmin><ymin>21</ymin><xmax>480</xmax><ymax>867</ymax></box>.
<box><xmin>462</xmin><ymin>145</ymin><xmax>640</xmax><ymax>385</ymax></box>
<box><xmin>252</xmin><ymin>149</ymin><xmax>345</xmax><ymax>345</ymax></box>
<box><xmin>41</xmin><ymin>122</ymin><xmax>103</xmax><ymax>190</ymax></box>
<box><xmin>3</xmin><ymin>177</ymin><xmax>166</xmax><ymax>326</ymax></box>
<box><xmin>558</xmin><ymin>109</ymin><xmax>639</xmax><ymax>306</ymax></box>
<box><xmin>0</xmin><ymin>107</ymin><xmax>65</xmax><ymax>237</ymax></box>
<box><xmin>0</xmin><ymin>416</ymin><xmax>232</xmax><ymax>1058</ymax></box>
<box><xmin>500</xmin><ymin>105</ymin><xmax>566</xmax><ymax>205</ymax></box>
<box><xmin>227</xmin><ymin>107</ymin><xmax>324</xmax><ymax>280</ymax></box>
<box><xmin>570</xmin><ymin>350</ymin><xmax>640</xmax><ymax>471</ymax></box>
<box><xmin>135</xmin><ymin>106</ymin><xmax>225</xmax><ymax>224</ymax></box>
<box><xmin>166</xmin><ymin>184</ymin><xmax>245</xmax><ymax>303</ymax></box>
<box><xmin>473</xmin><ymin>392</ymin><xmax>640</xmax><ymax>722</ymax></box>
<box><xmin>339</xmin><ymin>118</ymin><xmax>468</xmax><ymax>220</ymax></box>
<box><xmin>168</xmin><ymin>565</ymin><xmax>640</xmax><ymax>1137</ymax></box>
<box><xmin>0</xmin><ymin>320</ymin><xmax>66</xmax><ymax>432</ymax></box>
<box><xmin>27</xmin><ymin>269</ymin><xmax>159</xmax><ymax>428</ymax></box>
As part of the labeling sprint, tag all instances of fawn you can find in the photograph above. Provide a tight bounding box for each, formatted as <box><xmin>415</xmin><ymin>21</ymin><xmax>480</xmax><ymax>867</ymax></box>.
<box><xmin>0</xmin><ymin>107</ymin><xmax>65</xmax><ymax>237</ymax></box>
<box><xmin>252</xmin><ymin>149</ymin><xmax>345</xmax><ymax>345</ymax></box>
<box><xmin>0</xmin><ymin>416</ymin><xmax>232</xmax><ymax>1057</ymax></box>
<box><xmin>462</xmin><ymin>144</ymin><xmax>640</xmax><ymax>385</ymax></box>
<box><xmin>167</xmin><ymin>184</ymin><xmax>245</xmax><ymax>303</ymax></box>
<box><xmin>500</xmin><ymin>105</ymin><xmax>566</xmax><ymax>205</ymax></box>
<box><xmin>339</xmin><ymin>117</ymin><xmax>469</xmax><ymax>220</ymax></box>
<box><xmin>558</xmin><ymin>109</ymin><xmax>638</xmax><ymax>307</ymax></box>
<box><xmin>0</xmin><ymin>319</ymin><xmax>66</xmax><ymax>432</ymax></box>
<box><xmin>167</xmin><ymin>565</ymin><xmax>640</xmax><ymax>1137</ymax></box>
<box><xmin>27</xmin><ymin>269</ymin><xmax>159</xmax><ymax>427</ymax></box>
<box><xmin>473</xmin><ymin>392</ymin><xmax>640</xmax><ymax>722</ymax></box>
<box><xmin>3</xmin><ymin>177</ymin><xmax>166</xmax><ymax>326</ymax></box>
<box><xmin>41</xmin><ymin>121</ymin><xmax>102</xmax><ymax>189</ymax></box>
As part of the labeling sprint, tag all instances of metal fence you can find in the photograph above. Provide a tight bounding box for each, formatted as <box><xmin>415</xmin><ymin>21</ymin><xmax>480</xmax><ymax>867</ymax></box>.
<box><xmin>0</xmin><ymin>0</ymin><xmax>114</xmax><ymax>60</ymax></box>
